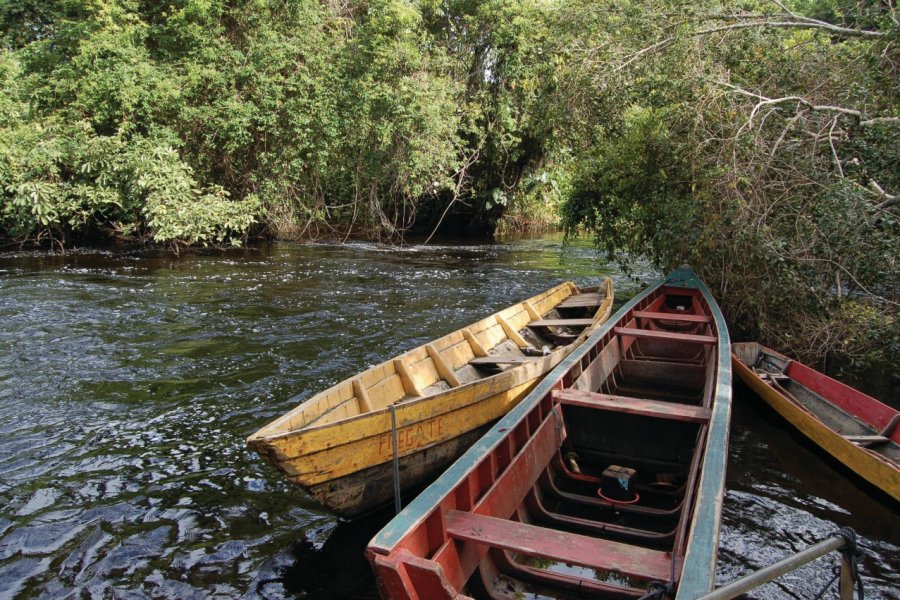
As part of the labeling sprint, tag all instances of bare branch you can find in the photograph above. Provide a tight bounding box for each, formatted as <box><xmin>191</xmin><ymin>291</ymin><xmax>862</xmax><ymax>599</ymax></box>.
<box><xmin>692</xmin><ymin>19</ymin><xmax>885</xmax><ymax>39</ymax></box>
<box><xmin>771</xmin><ymin>112</ymin><xmax>802</xmax><ymax>156</ymax></box>
<box><xmin>716</xmin><ymin>82</ymin><xmax>899</xmax><ymax>127</ymax></box>
<box><xmin>859</xmin><ymin>116</ymin><xmax>900</xmax><ymax>126</ymax></box>
<box><xmin>769</xmin><ymin>0</ymin><xmax>797</xmax><ymax>18</ymax></box>
<box><xmin>611</xmin><ymin>10</ymin><xmax>888</xmax><ymax>76</ymax></box>
<box><xmin>423</xmin><ymin>145</ymin><xmax>482</xmax><ymax>245</ymax></box>
<box><xmin>870</xmin><ymin>180</ymin><xmax>899</xmax><ymax>210</ymax></box>
<box><xmin>782</xmin><ymin>255</ymin><xmax>899</xmax><ymax>305</ymax></box>
<box><xmin>828</xmin><ymin>117</ymin><xmax>844</xmax><ymax>177</ymax></box>
<box><xmin>609</xmin><ymin>38</ymin><xmax>676</xmax><ymax>74</ymax></box>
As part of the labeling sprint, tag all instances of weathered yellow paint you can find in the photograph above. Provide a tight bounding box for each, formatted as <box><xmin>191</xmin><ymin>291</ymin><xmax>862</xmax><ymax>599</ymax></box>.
<box><xmin>476</xmin><ymin>322</ymin><xmax>506</xmax><ymax>350</ymax></box>
<box><xmin>394</xmin><ymin>358</ymin><xmax>423</xmax><ymax>397</ymax></box>
<box><xmin>433</xmin><ymin>330</ymin><xmax>465</xmax><ymax>352</ymax></box>
<box><xmin>462</xmin><ymin>328</ymin><xmax>488</xmax><ymax>357</ymax></box>
<box><xmin>261</xmin><ymin>356</ymin><xmax>555</xmax><ymax>457</ymax></box>
<box><xmin>252</xmin><ymin>281</ymin><xmax>584</xmax><ymax>440</ymax></box>
<box><xmin>533</xmin><ymin>286</ymin><xmax>573</xmax><ymax>316</ymax></box>
<box><xmin>496</xmin><ymin>314</ymin><xmax>530</xmax><ymax>349</ymax></box>
<box><xmin>523</xmin><ymin>301</ymin><xmax>542</xmax><ymax>322</ymax></box>
<box><xmin>359</xmin><ymin>361</ymin><xmax>395</xmax><ymax>390</ymax></box>
<box><xmin>318</xmin><ymin>399</ymin><xmax>359</xmax><ymax>424</ymax></box>
<box><xmin>277</xmin><ymin>380</ymin><xmax>537</xmax><ymax>484</ymax></box>
<box><xmin>500</xmin><ymin>305</ymin><xmax>532</xmax><ymax>331</ymax></box>
<box><xmin>427</xmin><ymin>344</ymin><xmax>462</xmax><ymax>388</ymax></box>
<box><xmin>405</xmin><ymin>349</ymin><xmax>441</xmax><ymax>389</ymax></box>
<box><xmin>591</xmin><ymin>278</ymin><xmax>615</xmax><ymax>321</ymax></box>
<box><xmin>366</xmin><ymin>373</ymin><xmax>406</xmax><ymax>409</ymax></box>
<box><xmin>440</xmin><ymin>337</ymin><xmax>476</xmax><ymax>371</ymax></box>
<box><xmin>353</xmin><ymin>379</ymin><xmax>374</xmax><ymax>413</ymax></box>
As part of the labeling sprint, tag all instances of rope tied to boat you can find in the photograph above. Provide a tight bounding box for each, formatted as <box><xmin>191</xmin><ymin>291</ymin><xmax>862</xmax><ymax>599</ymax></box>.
<box><xmin>637</xmin><ymin>580</ymin><xmax>675</xmax><ymax>600</ymax></box>
<box><xmin>389</xmin><ymin>404</ymin><xmax>402</xmax><ymax>515</ymax></box>
<box><xmin>812</xmin><ymin>527</ymin><xmax>865</xmax><ymax>600</ymax></box>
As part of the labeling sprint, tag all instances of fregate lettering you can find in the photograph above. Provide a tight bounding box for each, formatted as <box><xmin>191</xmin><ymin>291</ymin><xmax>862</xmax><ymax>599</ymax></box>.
<box><xmin>378</xmin><ymin>419</ymin><xmax>445</xmax><ymax>455</ymax></box>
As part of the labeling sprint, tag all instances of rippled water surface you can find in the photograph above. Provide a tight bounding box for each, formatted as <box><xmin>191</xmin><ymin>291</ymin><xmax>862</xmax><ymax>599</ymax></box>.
<box><xmin>0</xmin><ymin>238</ymin><xmax>897</xmax><ymax>599</ymax></box>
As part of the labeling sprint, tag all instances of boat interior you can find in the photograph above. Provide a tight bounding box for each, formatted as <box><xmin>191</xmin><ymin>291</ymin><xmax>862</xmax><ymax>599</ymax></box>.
<box><xmin>255</xmin><ymin>280</ymin><xmax>613</xmax><ymax>437</ymax></box>
<box><xmin>735</xmin><ymin>343</ymin><xmax>899</xmax><ymax>462</ymax></box>
<box><xmin>373</xmin><ymin>285</ymin><xmax>722</xmax><ymax>599</ymax></box>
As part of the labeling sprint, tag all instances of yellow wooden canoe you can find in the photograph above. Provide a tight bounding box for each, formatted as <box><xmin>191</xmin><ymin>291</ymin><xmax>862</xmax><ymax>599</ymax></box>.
<box><xmin>247</xmin><ymin>278</ymin><xmax>614</xmax><ymax>518</ymax></box>
<box><xmin>733</xmin><ymin>342</ymin><xmax>899</xmax><ymax>502</ymax></box>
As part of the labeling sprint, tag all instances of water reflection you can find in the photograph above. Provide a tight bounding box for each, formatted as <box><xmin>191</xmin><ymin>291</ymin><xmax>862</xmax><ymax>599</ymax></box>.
<box><xmin>0</xmin><ymin>239</ymin><xmax>896</xmax><ymax>599</ymax></box>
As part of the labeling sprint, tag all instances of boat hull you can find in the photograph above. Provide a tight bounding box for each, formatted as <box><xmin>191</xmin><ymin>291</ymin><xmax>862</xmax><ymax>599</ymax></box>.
<box><xmin>306</xmin><ymin>423</ymin><xmax>493</xmax><ymax>518</ymax></box>
<box><xmin>732</xmin><ymin>343</ymin><xmax>899</xmax><ymax>502</ymax></box>
<box><xmin>249</xmin><ymin>279</ymin><xmax>614</xmax><ymax>518</ymax></box>
<box><xmin>367</xmin><ymin>267</ymin><xmax>732</xmax><ymax>599</ymax></box>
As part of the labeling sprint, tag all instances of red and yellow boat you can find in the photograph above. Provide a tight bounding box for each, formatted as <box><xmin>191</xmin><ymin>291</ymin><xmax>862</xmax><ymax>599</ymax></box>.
<box><xmin>367</xmin><ymin>266</ymin><xmax>732</xmax><ymax>599</ymax></box>
<box><xmin>733</xmin><ymin>342</ymin><xmax>899</xmax><ymax>502</ymax></box>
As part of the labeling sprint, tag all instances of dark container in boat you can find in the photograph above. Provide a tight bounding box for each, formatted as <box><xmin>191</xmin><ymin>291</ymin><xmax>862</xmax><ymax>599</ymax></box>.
<box><xmin>600</xmin><ymin>465</ymin><xmax>637</xmax><ymax>502</ymax></box>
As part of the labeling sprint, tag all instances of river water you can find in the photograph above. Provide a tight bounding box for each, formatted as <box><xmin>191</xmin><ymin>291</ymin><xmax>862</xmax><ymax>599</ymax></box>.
<box><xmin>0</xmin><ymin>238</ymin><xmax>897</xmax><ymax>599</ymax></box>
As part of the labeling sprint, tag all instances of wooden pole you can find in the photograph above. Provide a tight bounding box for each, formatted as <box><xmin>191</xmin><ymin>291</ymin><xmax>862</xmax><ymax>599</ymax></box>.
<box><xmin>696</xmin><ymin>535</ymin><xmax>846</xmax><ymax>600</ymax></box>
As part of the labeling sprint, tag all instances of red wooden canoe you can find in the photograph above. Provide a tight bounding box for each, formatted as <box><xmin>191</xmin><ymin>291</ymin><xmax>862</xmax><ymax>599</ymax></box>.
<box><xmin>733</xmin><ymin>343</ymin><xmax>899</xmax><ymax>502</ymax></box>
<box><xmin>367</xmin><ymin>266</ymin><xmax>732</xmax><ymax>599</ymax></box>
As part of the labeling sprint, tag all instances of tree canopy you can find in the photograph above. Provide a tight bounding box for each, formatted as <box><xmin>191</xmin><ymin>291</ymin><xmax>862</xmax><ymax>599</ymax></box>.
<box><xmin>1</xmin><ymin>0</ymin><xmax>897</xmax><ymax>379</ymax></box>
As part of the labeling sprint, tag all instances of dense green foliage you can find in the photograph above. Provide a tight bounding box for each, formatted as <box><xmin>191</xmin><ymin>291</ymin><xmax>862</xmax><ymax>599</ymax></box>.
<box><xmin>0</xmin><ymin>0</ymin><xmax>557</xmax><ymax>245</ymax></box>
<box><xmin>0</xmin><ymin>0</ymin><xmax>457</xmax><ymax>245</ymax></box>
<box><xmin>1</xmin><ymin>0</ymin><xmax>897</xmax><ymax>377</ymax></box>
<box><xmin>555</xmin><ymin>0</ymin><xmax>898</xmax><ymax>381</ymax></box>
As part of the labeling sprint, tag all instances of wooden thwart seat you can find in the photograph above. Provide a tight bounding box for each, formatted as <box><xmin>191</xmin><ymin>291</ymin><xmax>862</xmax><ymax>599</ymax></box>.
<box><xmin>844</xmin><ymin>435</ymin><xmax>890</xmax><ymax>445</ymax></box>
<box><xmin>552</xmin><ymin>389</ymin><xmax>711</xmax><ymax>423</ymax></box>
<box><xmin>879</xmin><ymin>413</ymin><xmax>900</xmax><ymax>438</ymax></box>
<box><xmin>757</xmin><ymin>370</ymin><xmax>791</xmax><ymax>383</ymax></box>
<box><xmin>426</xmin><ymin>344</ymin><xmax>461</xmax><ymax>388</ymax></box>
<box><xmin>529</xmin><ymin>318</ymin><xmax>595</xmax><ymax>328</ymax></box>
<box><xmin>614</xmin><ymin>327</ymin><xmax>716</xmax><ymax>345</ymax></box>
<box><xmin>633</xmin><ymin>310</ymin><xmax>711</xmax><ymax>324</ymax></box>
<box><xmin>469</xmin><ymin>356</ymin><xmax>539</xmax><ymax>366</ymax></box>
<box><xmin>557</xmin><ymin>293</ymin><xmax>604</xmax><ymax>309</ymax></box>
<box><xmin>444</xmin><ymin>510</ymin><xmax>673</xmax><ymax>582</ymax></box>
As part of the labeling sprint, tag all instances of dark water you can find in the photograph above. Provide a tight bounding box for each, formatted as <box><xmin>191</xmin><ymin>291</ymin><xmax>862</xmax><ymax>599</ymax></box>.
<box><xmin>0</xmin><ymin>239</ymin><xmax>896</xmax><ymax>599</ymax></box>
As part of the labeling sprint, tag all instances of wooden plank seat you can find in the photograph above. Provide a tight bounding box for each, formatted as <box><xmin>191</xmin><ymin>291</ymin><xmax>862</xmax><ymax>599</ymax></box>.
<box><xmin>614</xmin><ymin>327</ymin><xmax>716</xmax><ymax>345</ymax></box>
<box><xmin>633</xmin><ymin>311</ymin><xmax>711</xmax><ymax>324</ymax></box>
<box><xmin>444</xmin><ymin>510</ymin><xmax>673</xmax><ymax>582</ymax></box>
<box><xmin>879</xmin><ymin>413</ymin><xmax>900</xmax><ymax>438</ymax></box>
<box><xmin>529</xmin><ymin>318</ymin><xmax>595</xmax><ymax>328</ymax></box>
<box><xmin>557</xmin><ymin>293</ymin><xmax>604</xmax><ymax>309</ymax></box>
<box><xmin>844</xmin><ymin>435</ymin><xmax>890</xmax><ymax>445</ymax></box>
<box><xmin>469</xmin><ymin>356</ymin><xmax>539</xmax><ymax>366</ymax></box>
<box><xmin>552</xmin><ymin>389</ymin><xmax>711</xmax><ymax>423</ymax></box>
<box><xmin>757</xmin><ymin>370</ymin><xmax>791</xmax><ymax>383</ymax></box>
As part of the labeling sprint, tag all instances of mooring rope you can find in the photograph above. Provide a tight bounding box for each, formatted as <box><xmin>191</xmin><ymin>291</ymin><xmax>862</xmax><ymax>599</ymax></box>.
<box><xmin>637</xmin><ymin>580</ymin><xmax>675</xmax><ymax>600</ymax></box>
<box><xmin>389</xmin><ymin>404</ymin><xmax>401</xmax><ymax>514</ymax></box>
<box><xmin>812</xmin><ymin>527</ymin><xmax>865</xmax><ymax>600</ymax></box>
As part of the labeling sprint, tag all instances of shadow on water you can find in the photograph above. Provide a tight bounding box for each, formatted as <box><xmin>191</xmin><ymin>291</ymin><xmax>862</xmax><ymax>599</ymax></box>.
<box><xmin>282</xmin><ymin>509</ymin><xmax>391</xmax><ymax>600</ymax></box>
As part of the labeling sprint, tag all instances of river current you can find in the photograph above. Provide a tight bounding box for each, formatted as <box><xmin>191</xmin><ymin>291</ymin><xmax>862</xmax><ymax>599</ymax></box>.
<box><xmin>0</xmin><ymin>238</ymin><xmax>897</xmax><ymax>599</ymax></box>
